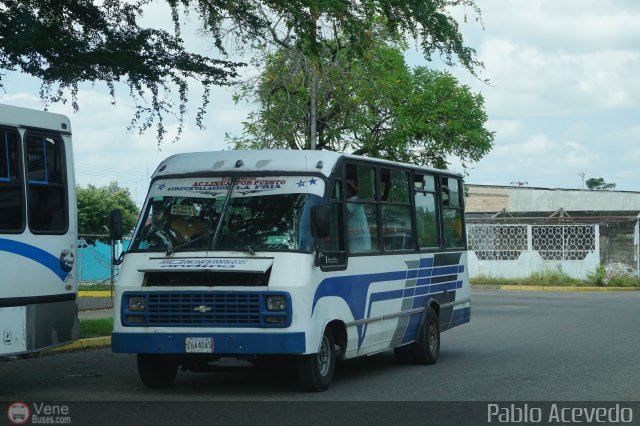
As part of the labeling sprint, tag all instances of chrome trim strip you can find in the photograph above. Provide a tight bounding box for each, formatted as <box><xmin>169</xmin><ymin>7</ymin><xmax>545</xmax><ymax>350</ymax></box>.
<box><xmin>442</xmin><ymin>297</ymin><xmax>471</xmax><ymax>309</ymax></box>
<box><xmin>345</xmin><ymin>297</ymin><xmax>471</xmax><ymax>327</ymax></box>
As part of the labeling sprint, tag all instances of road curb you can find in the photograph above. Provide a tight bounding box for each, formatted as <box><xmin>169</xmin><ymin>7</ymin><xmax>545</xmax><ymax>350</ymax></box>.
<box><xmin>472</xmin><ymin>285</ymin><xmax>640</xmax><ymax>292</ymax></box>
<box><xmin>78</xmin><ymin>290</ymin><xmax>113</xmax><ymax>298</ymax></box>
<box><xmin>47</xmin><ymin>336</ymin><xmax>111</xmax><ymax>353</ymax></box>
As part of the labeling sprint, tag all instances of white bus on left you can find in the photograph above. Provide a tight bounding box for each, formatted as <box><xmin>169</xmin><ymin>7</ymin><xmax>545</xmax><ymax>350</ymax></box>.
<box><xmin>0</xmin><ymin>104</ymin><xmax>78</xmax><ymax>356</ymax></box>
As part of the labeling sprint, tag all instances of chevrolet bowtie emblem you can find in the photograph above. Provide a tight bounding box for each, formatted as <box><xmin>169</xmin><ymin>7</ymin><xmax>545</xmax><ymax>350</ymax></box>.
<box><xmin>193</xmin><ymin>305</ymin><xmax>212</xmax><ymax>313</ymax></box>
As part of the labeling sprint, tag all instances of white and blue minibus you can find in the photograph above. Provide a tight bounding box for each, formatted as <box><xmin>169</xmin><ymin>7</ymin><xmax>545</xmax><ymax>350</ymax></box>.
<box><xmin>111</xmin><ymin>150</ymin><xmax>470</xmax><ymax>391</ymax></box>
<box><xmin>0</xmin><ymin>104</ymin><xmax>78</xmax><ymax>356</ymax></box>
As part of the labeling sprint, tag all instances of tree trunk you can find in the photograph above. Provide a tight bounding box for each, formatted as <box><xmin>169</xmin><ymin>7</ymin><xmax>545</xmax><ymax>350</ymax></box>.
<box><xmin>309</xmin><ymin>67</ymin><xmax>317</xmax><ymax>150</ymax></box>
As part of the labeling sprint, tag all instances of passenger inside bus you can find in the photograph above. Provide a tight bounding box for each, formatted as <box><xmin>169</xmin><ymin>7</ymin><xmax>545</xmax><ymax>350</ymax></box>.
<box><xmin>346</xmin><ymin>177</ymin><xmax>372</xmax><ymax>252</ymax></box>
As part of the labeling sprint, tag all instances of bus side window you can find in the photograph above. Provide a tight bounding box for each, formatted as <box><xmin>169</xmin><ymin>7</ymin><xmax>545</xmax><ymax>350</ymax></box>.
<box><xmin>318</xmin><ymin>181</ymin><xmax>346</xmax><ymax>268</ymax></box>
<box><xmin>381</xmin><ymin>168</ymin><xmax>413</xmax><ymax>251</ymax></box>
<box><xmin>414</xmin><ymin>174</ymin><xmax>439</xmax><ymax>249</ymax></box>
<box><xmin>0</xmin><ymin>129</ymin><xmax>24</xmax><ymax>232</ymax></box>
<box><xmin>318</xmin><ymin>202</ymin><xmax>345</xmax><ymax>253</ymax></box>
<box><xmin>345</xmin><ymin>164</ymin><xmax>378</xmax><ymax>253</ymax></box>
<box><xmin>26</xmin><ymin>133</ymin><xmax>68</xmax><ymax>233</ymax></box>
<box><xmin>442</xmin><ymin>177</ymin><xmax>464</xmax><ymax>248</ymax></box>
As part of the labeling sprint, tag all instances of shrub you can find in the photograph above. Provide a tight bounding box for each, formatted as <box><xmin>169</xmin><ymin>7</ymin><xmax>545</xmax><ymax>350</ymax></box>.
<box><xmin>586</xmin><ymin>265</ymin><xmax>606</xmax><ymax>286</ymax></box>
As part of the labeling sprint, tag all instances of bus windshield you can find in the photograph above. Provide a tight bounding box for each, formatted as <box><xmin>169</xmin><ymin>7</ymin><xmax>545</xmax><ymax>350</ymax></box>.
<box><xmin>130</xmin><ymin>175</ymin><xmax>324</xmax><ymax>253</ymax></box>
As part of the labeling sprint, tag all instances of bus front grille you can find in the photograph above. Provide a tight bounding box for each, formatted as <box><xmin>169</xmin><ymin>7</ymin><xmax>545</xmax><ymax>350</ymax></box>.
<box><xmin>121</xmin><ymin>291</ymin><xmax>291</xmax><ymax>328</ymax></box>
<box><xmin>147</xmin><ymin>293</ymin><xmax>261</xmax><ymax>325</ymax></box>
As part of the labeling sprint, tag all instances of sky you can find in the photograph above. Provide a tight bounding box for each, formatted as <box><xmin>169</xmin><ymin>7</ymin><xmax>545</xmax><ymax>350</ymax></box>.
<box><xmin>2</xmin><ymin>0</ymin><xmax>639</xmax><ymax>207</ymax></box>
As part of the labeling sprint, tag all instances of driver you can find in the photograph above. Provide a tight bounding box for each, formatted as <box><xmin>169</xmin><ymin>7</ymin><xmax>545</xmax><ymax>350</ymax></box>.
<box><xmin>137</xmin><ymin>197</ymin><xmax>172</xmax><ymax>249</ymax></box>
<box><xmin>168</xmin><ymin>199</ymin><xmax>208</xmax><ymax>245</ymax></box>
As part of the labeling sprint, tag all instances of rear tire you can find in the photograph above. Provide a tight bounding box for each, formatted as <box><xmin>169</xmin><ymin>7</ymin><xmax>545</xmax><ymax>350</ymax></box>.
<box><xmin>297</xmin><ymin>328</ymin><xmax>335</xmax><ymax>392</ymax></box>
<box><xmin>413</xmin><ymin>309</ymin><xmax>440</xmax><ymax>365</ymax></box>
<box><xmin>137</xmin><ymin>354</ymin><xmax>178</xmax><ymax>388</ymax></box>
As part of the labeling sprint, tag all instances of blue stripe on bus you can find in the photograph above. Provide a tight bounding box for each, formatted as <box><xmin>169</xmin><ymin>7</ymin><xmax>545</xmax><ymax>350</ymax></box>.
<box><xmin>0</xmin><ymin>238</ymin><xmax>69</xmax><ymax>281</ymax></box>
<box><xmin>401</xmin><ymin>312</ymin><xmax>423</xmax><ymax>344</ymax></box>
<box><xmin>312</xmin><ymin>270</ymin><xmax>408</xmax><ymax>322</ymax></box>
<box><xmin>419</xmin><ymin>257</ymin><xmax>433</xmax><ymax>268</ymax></box>
<box><xmin>451</xmin><ymin>306</ymin><xmax>471</xmax><ymax>327</ymax></box>
<box><xmin>312</xmin><ymin>257</ymin><xmax>467</xmax><ymax>350</ymax></box>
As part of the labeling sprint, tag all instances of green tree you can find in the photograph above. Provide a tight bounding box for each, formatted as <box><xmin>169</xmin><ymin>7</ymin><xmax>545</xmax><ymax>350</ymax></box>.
<box><xmin>0</xmin><ymin>0</ymin><xmax>241</xmax><ymax>146</ymax></box>
<box><xmin>586</xmin><ymin>177</ymin><xmax>616</xmax><ymax>191</ymax></box>
<box><xmin>0</xmin><ymin>1</ymin><xmax>484</xmax><ymax>147</ymax></box>
<box><xmin>77</xmin><ymin>182</ymin><xmax>139</xmax><ymax>243</ymax></box>
<box><xmin>229</xmin><ymin>37</ymin><xmax>493</xmax><ymax>169</ymax></box>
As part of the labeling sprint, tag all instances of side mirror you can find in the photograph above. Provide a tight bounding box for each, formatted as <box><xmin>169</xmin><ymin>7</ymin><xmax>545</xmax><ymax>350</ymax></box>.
<box><xmin>108</xmin><ymin>209</ymin><xmax>123</xmax><ymax>241</ymax></box>
<box><xmin>311</xmin><ymin>205</ymin><xmax>330</xmax><ymax>238</ymax></box>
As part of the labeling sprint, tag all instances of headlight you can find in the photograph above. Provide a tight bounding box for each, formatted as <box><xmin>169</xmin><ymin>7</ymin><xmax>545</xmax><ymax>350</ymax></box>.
<box><xmin>266</xmin><ymin>295</ymin><xmax>286</xmax><ymax>311</ymax></box>
<box><xmin>128</xmin><ymin>296</ymin><xmax>146</xmax><ymax>311</ymax></box>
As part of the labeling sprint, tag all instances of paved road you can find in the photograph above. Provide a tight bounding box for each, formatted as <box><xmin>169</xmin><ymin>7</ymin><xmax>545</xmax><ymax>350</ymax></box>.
<box><xmin>2</xmin><ymin>290</ymin><xmax>639</xmax><ymax>423</ymax></box>
<box><xmin>78</xmin><ymin>296</ymin><xmax>112</xmax><ymax>311</ymax></box>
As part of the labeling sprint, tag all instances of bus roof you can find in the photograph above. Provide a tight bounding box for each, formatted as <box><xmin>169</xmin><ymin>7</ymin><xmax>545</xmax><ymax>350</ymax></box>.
<box><xmin>0</xmin><ymin>103</ymin><xmax>72</xmax><ymax>133</ymax></box>
<box><xmin>153</xmin><ymin>150</ymin><xmax>462</xmax><ymax>179</ymax></box>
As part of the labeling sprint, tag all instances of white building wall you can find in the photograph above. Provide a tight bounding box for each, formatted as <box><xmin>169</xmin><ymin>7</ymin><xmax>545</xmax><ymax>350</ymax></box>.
<box><xmin>467</xmin><ymin>224</ymin><xmax>600</xmax><ymax>280</ymax></box>
<box><xmin>466</xmin><ymin>185</ymin><xmax>640</xmax><ymax>213</ymax></box>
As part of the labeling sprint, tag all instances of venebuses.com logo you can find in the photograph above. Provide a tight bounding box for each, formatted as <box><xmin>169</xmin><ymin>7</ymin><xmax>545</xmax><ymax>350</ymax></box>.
<box><xmin>6</xmin><ymin>401</ymin><xmax>71</xmax><ymax>424</ymax></box>
<box><xmin>7</xmin><ymin>402</ymin><xmax>30</xmax><ymax>425</ymax></box>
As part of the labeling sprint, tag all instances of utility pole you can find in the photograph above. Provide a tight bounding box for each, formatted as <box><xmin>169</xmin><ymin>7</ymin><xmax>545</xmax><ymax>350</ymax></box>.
<box><xmin>579</xmin><ymin>172</ymin><xmax>585</xmax><ymax>189</ymax></box>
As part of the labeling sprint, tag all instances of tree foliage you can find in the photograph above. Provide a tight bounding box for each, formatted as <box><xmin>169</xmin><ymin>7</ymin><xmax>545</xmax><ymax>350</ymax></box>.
<box><xmin>0</xmin><ymin>0</ymin><xmax>483</xmax><ymax>146</ymax></box>
<box><xmin>586</xmin><ymin>177</ymin><xmax>616</xmax><ymax>191</ymax></box>
<box><xmin>77</xmin><ymin>182</ymin><xmax>139</xmax><ymax>243</ymax></box>
<box><xmin>0</xmin><ymin>0</ymin><xmax>240</xmax><ymax>146</ymax></box>
<box><xmin>228</xmin><ymin>35</ymin><xmax>493</xmax><ymax>170</ymax></box>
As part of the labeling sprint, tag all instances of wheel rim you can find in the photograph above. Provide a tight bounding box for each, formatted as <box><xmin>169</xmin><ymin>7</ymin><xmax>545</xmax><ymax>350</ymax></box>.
<box><xmin>428</xmin><ymin>319</ymin><xmax>438</xmax><ymax>354</ymax></box>
<box><xmin>317</xmin><ymin>335</ymin><xmax>331</xmax><ymax>376</ymax></box>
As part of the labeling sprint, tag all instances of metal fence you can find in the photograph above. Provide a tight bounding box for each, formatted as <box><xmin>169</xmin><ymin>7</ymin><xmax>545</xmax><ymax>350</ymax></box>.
<box><xmin>77</xmin><ymin>235</ymin><xmax>129</xmax><ymax>311</ymax></box>
<box><xmin>467</xmin><ymin>224</ymin><xmax>600</xmax><ymax>279</ymax></box>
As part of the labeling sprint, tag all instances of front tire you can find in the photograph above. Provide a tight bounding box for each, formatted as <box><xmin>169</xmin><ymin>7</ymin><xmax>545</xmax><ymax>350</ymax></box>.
<box><xmin>413</xmin><ymin>309</ymin><xmax>440</xmax><ymax>365</ymax></box>
<box><xmin>297</xmin><ymin>328</ymin><xmax>336</xmax><ymax>392</ymax></box>
<box><xmin>137</xmin><ymin>354</ymin><xmax>178</xmax><ymax>388</ymax></box>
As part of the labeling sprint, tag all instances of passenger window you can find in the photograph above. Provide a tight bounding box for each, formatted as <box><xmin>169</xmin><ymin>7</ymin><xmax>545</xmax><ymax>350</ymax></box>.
<box><xmin>381</xmin><ymin>168</ymin><xmax>413</xmax><ymax>251</ymax></box>
<box><xmin>442</xmin><ymin>177</ymin><xmax>464</xmax><ymax>248</ymax></box>
<box><xmin>0</xmin><ymin>129</ymin><xmax>24</xmax><ymax>232</ymax></box>
<box><xmin>381</xmin><ymin>168</ymin><xmax>410</xmax><ymax>203</ymax></box>
<box><xmin>414</xmin><ymin>175</ymin><xmax>439</xmax><ymax>249</ymax></box>
<box><xmin>26</xmin><ymin>133</ymin><xmax>68</xmax><ymax>233</ymax></box>
<box><xmin>345</xmin><ymin>164</ymin><xmax>378</xmax><ymax>253</ymax></box>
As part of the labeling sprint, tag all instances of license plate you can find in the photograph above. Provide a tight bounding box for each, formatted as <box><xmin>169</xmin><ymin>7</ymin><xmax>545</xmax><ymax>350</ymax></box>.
<box><xmin>185</xmin><ymin>337</ymin><xmax>213</xmax><ymax>353</ymax></box>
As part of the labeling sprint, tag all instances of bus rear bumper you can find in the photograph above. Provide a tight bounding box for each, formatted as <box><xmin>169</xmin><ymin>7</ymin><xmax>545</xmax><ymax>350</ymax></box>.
<box><xmin>111</xmin><ymin>331</ymin><xmax>306</xmax><ymax>355</ymax></box>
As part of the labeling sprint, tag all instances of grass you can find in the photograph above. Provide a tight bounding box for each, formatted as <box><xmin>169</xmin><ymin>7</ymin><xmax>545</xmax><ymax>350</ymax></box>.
<box><xmin>606</xmin><ymin>276</ymin><xmax>640</xmax><ymax>287</ymax></box>
<box><xmin>470</xmin><ymin>270</ymin><xmax>640</xmax><ymax>288</ymax></box>
<box><xmin>78</xmin><ymin>284</ymin><xmax>113</xmax><ymax>292</ymax></box>
<box><xmin>79</xmin><ymin>318</ymin><xmax>113</xmax><ymax>339</ymax></box>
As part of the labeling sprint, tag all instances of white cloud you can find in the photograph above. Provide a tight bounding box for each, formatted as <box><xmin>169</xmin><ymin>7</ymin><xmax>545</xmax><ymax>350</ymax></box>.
<box><xmin>2</xmin><ymin>0</ymin><xmax>640</xmax><ymax>196</ymax></box>
<box><xmin>437</xmin><ymin>0</ymin><xmax>640</xmax><ymax>191</ymax></box>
